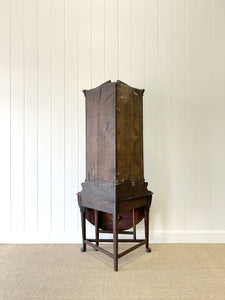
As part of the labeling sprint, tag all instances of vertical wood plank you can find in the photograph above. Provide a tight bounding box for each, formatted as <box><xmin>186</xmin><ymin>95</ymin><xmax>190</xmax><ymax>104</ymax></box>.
<box><xmin>64</xmin><ymin>0</ymin><xmax>78</xmax><ymax>233</ymax></box>
<box><xmin>132</xmin><ymin>0</ymin><xmax>145</xmax><ymax>87</ymax></box>
<box><xmin>198</xmin><ymin>0</ymin><xmax>212</xmax><ymax>231</ymax></box>
<box><xmin>24</xmin><ymin>0</ymin><xmax>38</xmax><ymax>232</ymax></box>
<box><xmin>185</xmin><ymin>0</ymin><xmax>199</xmax><ymax>231</ymax></box>
<box><xmin>212</xmin><ymin>0</ymin><xmax>225</xmax><ymax>230</ymax></box>
<box><xmin>51</xmin><ymin>0</ymin><xmax>65</xmax><ymax>233</ymax></box>
<box><xmin>144</xmin><ymin>0</ymin><xmax>160</xmax><ymax>231</ymax></box>
<box><xmin>37</xmin><ymin>0</ymin><xmax>51</xmax><ymax>233</ymax></box>
<box><xmin>78</xmin><ymin>0</ymin><xmax>92</xmax><ymax>233</ymax></box>
<box><xmin>91</xmin><ymin>0</ymin><xmax>105</xmax><ymax>86</ymax></box>
<box><xmin>11</xmin><ymin>0</ymin><xmax>24</xmax><ymax>232</ymax></box>
<box><xmin>118</xmin><ymin>0</ymin><xmax>132</xmax><ymax>82</ymax></box>
<box><xmin>0</xmin><ymin>0</ymin><xmax>11</xmax><ymax>232</ymax></box>
<box><xmin>157</xmin><ymin>0</ymin><xmax>172</xmax><ymax>231</ymax></box>
<box><xmin>78</xmin><ymin>0</ymin><xmax>91</xmax><ymax>183</ymax></box>
<box><xmin>126</xmin><ymin>0</ymin><xmax>145</xmax><ymax>191</ymax></box>
<box><xmin>105</xmin><ymin>0</ymin><xmax>118</xmax><ymax>81</ymax></box>
<box><xmin>171</xmin><ymin>0</ymin><xmax>186</xmax><ymax>231</ymax></box>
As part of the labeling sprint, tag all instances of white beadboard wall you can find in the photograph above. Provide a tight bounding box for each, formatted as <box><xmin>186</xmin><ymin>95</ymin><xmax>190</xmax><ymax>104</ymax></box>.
<box><xmin>0</xmin><ymin>0</ymin><xmax>225</xmax><ymax>243</ymax></box>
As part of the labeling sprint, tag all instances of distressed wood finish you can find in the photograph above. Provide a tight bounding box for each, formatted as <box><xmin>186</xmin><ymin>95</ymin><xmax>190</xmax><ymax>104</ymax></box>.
<box><xmin>85</xmin><ymin>81</ymin><xmax>116</xmax><ymax>183</ymax></box>
<box><xmin>77</xmin><ymin>80</ymin><xmax>153</xmax><ymax>271</ymax></box>
<box><xmin>116</xmin><ymin>81</ymin><xmax>144</xmax><ymax>183</ymax></box>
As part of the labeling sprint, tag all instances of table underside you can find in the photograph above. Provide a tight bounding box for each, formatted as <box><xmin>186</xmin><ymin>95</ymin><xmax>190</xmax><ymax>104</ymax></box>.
<box><xmin>85</xmin><ymin>207</ymin><xmax>145</xmax><ymax>231</ymax></box>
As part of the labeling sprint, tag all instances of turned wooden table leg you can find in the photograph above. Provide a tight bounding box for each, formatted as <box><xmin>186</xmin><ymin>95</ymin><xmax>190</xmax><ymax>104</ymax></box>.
<box><xmin>133</xmin><ymin>208</ymin><xmax>136</xmax><ymax>240</ymax></box>
<box><xmin>95</xmin><ymin>210</ymin><xmax>99</xmax><ymax>250</ymax></box>
<box><xmin>113</xmin><ymin>207</ymin><xmax>118</xmax><ymax>271</ymax></box>
<box><xmin>144</xmin><ymin>205</ymin><xmax>151</xmax><ymax>253</ymax></box>
<box><xmin>80</xmin><ymin>206</ymin><xmax>86</xmax><ymax>252</ymax></box>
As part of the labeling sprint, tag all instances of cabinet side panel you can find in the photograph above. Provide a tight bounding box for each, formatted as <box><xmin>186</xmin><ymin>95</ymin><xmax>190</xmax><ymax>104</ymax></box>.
<box><xmin>116</xmin><ymin>83</ymin><xmax>144</xmax><ymax>182</ymax></box>
<box><xmin>86</xmin><ymin>90</ymin><xmax>98</xmax><ymax>181</ymax></box>
<box><xmin>86</xmin><ymin>83</ymin><xmax>116</xmax><ymax>182</ymax></box>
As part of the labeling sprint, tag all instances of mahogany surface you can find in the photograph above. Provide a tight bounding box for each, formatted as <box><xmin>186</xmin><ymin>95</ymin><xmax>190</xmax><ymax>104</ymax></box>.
<box><xmin>77</xmin><ymin>80</ymin><xmax>153</xmax><ymax>271</ymax></box>
<box><xmin>84</xmin><ymin>80</ymin><xmax>144</xmax><ymax>185</ymax></box>
<box><xmin>86</xmin><ymin>208</ymin><xmax>145</xmax><ymax>231</ymax></box>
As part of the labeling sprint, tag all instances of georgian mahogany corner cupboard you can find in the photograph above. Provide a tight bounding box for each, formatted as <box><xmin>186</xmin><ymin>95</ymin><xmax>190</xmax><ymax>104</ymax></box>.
<box><xmin>77</xmin><ymin>80</ymin><xmax>153</xmax><ymax>271</ymax></box>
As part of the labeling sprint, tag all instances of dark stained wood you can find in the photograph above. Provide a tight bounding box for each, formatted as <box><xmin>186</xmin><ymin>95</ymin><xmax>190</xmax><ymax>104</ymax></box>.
<box><xmin>99</xmin><ymin>230</ymin><xmax>134</xmax><ymax>235</ymax></box>
<box><xmin>144</xmin><ymin>195</ymin><xmax>152</xmax><ymax>252</ymax></box>
<box><xmin>87</xmin><ymin>239</ymin><xmax>145</xmax><ymax>243</ymax></box>
<box><xmin>85</xmin><ymin>82</ymin><xmax>116</xmax><ymax>183</ymax></box>
<box><xmin>116</xmin><ymin>182</ymin><xmax>151</xmax><ymax>201</ymax></box>
<box><xmin>116</xmin><ymin>80</ymin><xmax>144</xmax><ymax>183</ymax></box>
<box><xmin>113</xmin><ymin>206</ymin><xmax>118</xmax><ymax>271</ymax></box>
<box><xmin>80</xmin><ymin>205</ymin><xmax>86</xmax><ymax>252</ymax></box>
<box><xmin>79</xmin><ymin>181</ymin><xmax>114</xmax><ymax>214</ymax></box>
<box><xmin>77</xmin><ymin>80</ymin><xmax>153</xmax><ymax>271</ymax></box>
<box><xmin>95</xmin><ymin>210</ymin><xmax>99</xmax><ymax>249</ymax></box>
<box><xmin>85</xmin><ymin>207</ymin><xmax>145</xmax><ymax>231</ymax></box>
<box><xmin>85</xmin><ymin>240</ymin><xmax>114</xmax><ymax>258</ymax></box>
<box><xmin>118</xmin><ymin>241</ymin><xmax>146</xmax><ymax>259</ymax></box>
<box><xmin>118</xmin><ymin>197</ymin><xmax>149</xmax><ymax>212</ymax></box>
<box><xmin>81</xmin><ymin>180</ymin><xmax>151</xmax><ymax>231</ymax></box>
<box><xmin>133</xmin><ymin>208</ymin><xmax>136</xmax><ymax>240</ymax></box>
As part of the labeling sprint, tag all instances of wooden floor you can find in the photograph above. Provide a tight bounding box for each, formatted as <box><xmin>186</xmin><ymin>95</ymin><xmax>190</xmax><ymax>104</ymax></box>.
<box><xmin>0</xmin><ymin>243</ymin><xmax>224</xmax><ymax>299</ymax></box>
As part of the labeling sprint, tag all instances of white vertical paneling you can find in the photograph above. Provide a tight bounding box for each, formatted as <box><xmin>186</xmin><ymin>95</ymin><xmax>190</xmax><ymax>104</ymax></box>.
<box><xmin>132</xmin><ymin>0</ymin><xmax>145</xmax><ymax>87</ymax></box>
<box><xmin>198</xmin><ymin>0</ymin><xmax>212</xmax><ymax>231</ymax></box>
<box><xmin>185</xmin><ymin>0</ymin><xmax>199</xmax><ymax>231</ymax></box>
<box><xmin>0</xmin><ymin>0</ymin><xmax>225</xmax><ymax>243</ymax></box>
<box><xmin>51</xmin><ymin>0</ymin><xmax>65</xmax><ymax>233</ymax></box>
<box><xmin>144</xmin><ymin>0</ymin><xmax>160</xmax><ymax>231</ymax></box>
<box><xmin>78</xmin><ymin>0</ymin><xmax>92</xmax><ymax>233</ymax></box>
<box><xmin>158</xmin><ymin>0</ymin><xmax>172</xmax><ymax>231</ymax></box>
<box><xmin>64</xmin><ymin>0</ymin><xmax>78</xmax><ymax>232</ymax></box>
<box><xmin>91</xmin><ymin>0</ymin><xmax>105</xmax><ymax>86</ymax></box>
<box><xmin>105</xmin><ymin>0</ymin><xmax>118</xmax><ymax>81</ymax></box>
<box><xmin>118</xmin><ymin>0</ymin><xmax>132</xmax><ymax>82</ymax></box>
<box><xmin>37</xmin><ymin>0</ymin><xmax>51</xmax><ymax>233</ymax></box>
<box><xmin>212</xmin><ymin>0</ymin><xmax>225</xmax><ymax>230</ymax></box>
<box><xmin>132</xmin><ymin>0</ymin><xmax>145</xmax><ymax>232</ymax></box>
<box><xmin>24</xmin><ymin>0</ymin><xmax>38</xmax><ymax>232</ymax></box>
<box><xmin>10</xmin><ymin>0</ymin><xmax>24</xmax><ymax>232</ymax></box>
<box><xmin>0</xmin><ymin>0</ymin><xmax>11</xmax><ymax>232</ymax></box>
<box><xmin>171</xmin><ymin>0</ymin><xmax>186</xmax><ymax>231</ymax></box>
<box><xmin>78</xmin><ymin>0</ymin><xmax>91</xmax><ymax>183</ymax></box>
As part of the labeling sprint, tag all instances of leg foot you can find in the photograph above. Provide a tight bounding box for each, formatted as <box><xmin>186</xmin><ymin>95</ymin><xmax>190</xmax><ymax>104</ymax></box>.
<box><xmin>80</xmin><ymin>205</ymin><xmax>86</xmax><ymax>253</ymax></box>
<box><xmin>95</xmin><ymin>210</ymin><xmax>99</xmax><ymax>251</ymax></box>
<box><xmin>132</xmin><ymin>208</ymin><xmax>136</xmax><ymax>240</ymax></box>
<box><xmin>113</xmin><ymin>208</ymin><xmax>118</xmax><ymax>272</ymax></box>
<box><xmin>144</xmin><ymin>204</ymin><xmax>150</xmax><ymax>254</ymax></box>
<box><xmin>80</xmin><ymin>247</ymin><xmax>86</xmax><ymax>252</ymax></box>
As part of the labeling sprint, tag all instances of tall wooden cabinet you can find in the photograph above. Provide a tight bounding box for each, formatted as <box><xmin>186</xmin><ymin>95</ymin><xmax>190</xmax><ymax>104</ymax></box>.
<box><xmin>77</xmin><ymin>80</ymin><xmax>153</xmax><ymax>271</ymax></box>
